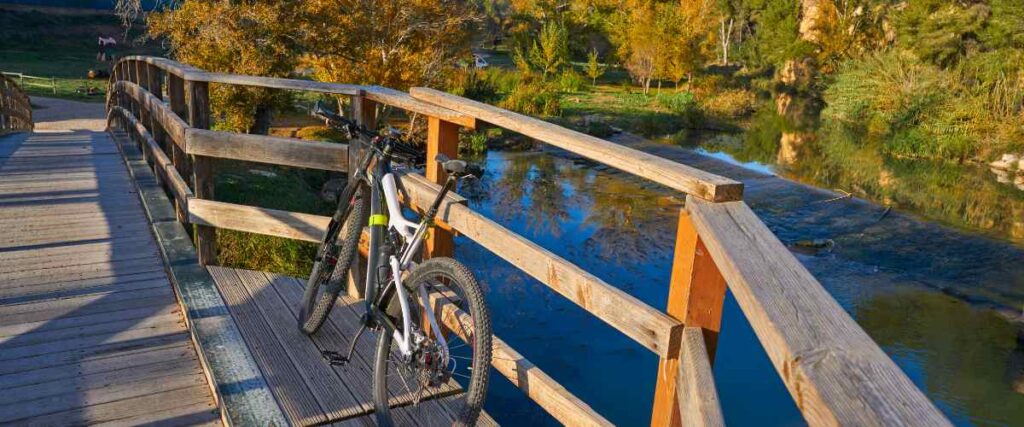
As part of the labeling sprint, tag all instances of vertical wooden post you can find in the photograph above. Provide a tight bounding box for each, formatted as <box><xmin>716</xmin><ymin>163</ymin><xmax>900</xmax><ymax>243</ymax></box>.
<box><xmin>135</xmin><ymin>61</ymin><xmax>153</xmax><ymax>168</ymax></box>
<box><xmin>167</xmin><ymin>73</ymin><xmax>190</xmax><ymax>226</ymax></box>
<box><xmin>345</xmin><ymin>95</ymin><xmax>377</xmax><ymax>300</ymax></box>
<box><xmin>187</xmin><ymin>80</ymin><xmax>216</xmax><ymax>266</ymax></box>
<box><xmin>650</xmin><ymin>208</ymin><xmax>727</xmax><ymax>427</ymax></box>
<box><xmin>146</xmin><ymin>64</ymin><xmax>165</xmax><ymax>152</ymax></box>
<box><xmin>424</xmin><ymin>116</ymin><xmax>459</xmax><ymax>259</ymax></box>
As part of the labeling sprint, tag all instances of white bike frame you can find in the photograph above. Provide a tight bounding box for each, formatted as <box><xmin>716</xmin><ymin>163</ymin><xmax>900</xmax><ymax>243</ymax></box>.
<box><xmin>378</xmin><ymin>173</ymin><xmax>450</xmax><ymax>364</ymax></box>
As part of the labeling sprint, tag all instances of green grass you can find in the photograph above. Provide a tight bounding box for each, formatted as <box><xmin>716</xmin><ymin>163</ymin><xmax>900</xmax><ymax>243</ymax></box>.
<box><xmin>0</xmin><ymin>8</ymin><xmax>162</xmax><ymax>102</ymax></box>
<box><xmin>212</xmin><ymin>158</ymin><xmax>337</xmax><ymax>278</ymax></box>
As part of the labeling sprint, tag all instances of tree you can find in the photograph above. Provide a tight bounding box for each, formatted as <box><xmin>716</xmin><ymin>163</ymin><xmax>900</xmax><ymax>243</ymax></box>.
<box><xmin>299</xmin><ymin>0</ymin><xmax>479</xmax><ymax>90</ymax></box>
<box><xmin>529</xmin><ymin>19</ymin><xmax>569</xmax><ymax>79</ymax></box>
<box><xmin>147</xmin><ymin>1</ymin><xmax>300</xmax><ymax>134</ymax></box>
<box><xmin>586</xmin><ymin>49</ymin><xmax>604</xmax><ymax>85</ymax></box>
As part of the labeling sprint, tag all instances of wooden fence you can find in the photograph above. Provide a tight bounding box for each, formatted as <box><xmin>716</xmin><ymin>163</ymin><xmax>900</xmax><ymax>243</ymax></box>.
<box><xmin>105</xmin><ymin>55</ymin><xmax>949</xmax><ymax>426</ymax></box>
<box><xmin>0</xmin><ymin>74</ymin><xmax>32</xmax><ymax>134</ymax></box>
<box><xmin>1</xmin><ymin>72</ymin><xmax>57</xmax><ymax>95</ymax></box>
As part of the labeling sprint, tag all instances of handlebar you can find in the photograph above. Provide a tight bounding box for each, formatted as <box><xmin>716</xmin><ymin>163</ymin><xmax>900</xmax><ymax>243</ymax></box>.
<box><xmin>313</xmin><ymin>101</ymin><xmax>484</xmax><ymax>179</ymax></box>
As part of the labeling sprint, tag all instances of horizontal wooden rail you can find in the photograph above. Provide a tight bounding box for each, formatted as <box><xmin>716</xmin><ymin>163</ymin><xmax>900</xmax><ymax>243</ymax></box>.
<box><xmin>186</xmin><ymin>129</ymin><xmax>349</xmax><ymax>172</ymax></box>
<box><xmin>121</xmin><ymin>56</ymin><xmax>474</xmax><ymax>125</ymax></box>
<box><xmin>676</xmin><ymin>327</ymin><xmax>724</xmax><ymax>427</ymax></box>
<box><xmin>111</xmin><ymin>80</ymin><xmax>188</xmax><ymax>149</ymax></box>
<box><xmin>188</xmin><ymin>199</ymin><xmax>328</xmax><ymax>242</ymax></box>
<box><xmin>428</xmin><ymin>293</ymin><xmax>613</xmax><ymax>427</ymax></box>
<box><xmin>409</xmin><ymin>87</ymin><xmax>743</xmax><ymax>203</ymax></box>
<box><xmin>685</xmin><ymin>197</ymin><xmax>948</xmax><ymax>425</ymax></box>
<box><xmin>109</xmin><ymin>106</ymin><xmax>194</xmax><ymax>206</ymax></box>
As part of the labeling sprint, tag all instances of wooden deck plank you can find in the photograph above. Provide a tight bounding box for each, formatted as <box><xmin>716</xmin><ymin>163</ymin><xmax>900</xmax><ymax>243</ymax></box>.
<box><xmin>208</xmin><ymin>265</ymin><xmax>327</xmax><ymax>425</ymax></box>
<box><xmin>0</xmin><ymin>270</ymin><xmax>169</xmax><ymax>300</ymax></box>
<box><xmin>0</xmin><ymin>356</ymin><xmax>202</xmax><ymax>406</ymax></box>
<box><xmin>1</xmin><ymin>383</ymin><xmax>214</xmax><ymax>425</ymax></box>
<box><xmin>0</xmin><ymin>340</ymin><xmax>196</xmax><ymax>389</ymax></box>
<box><xmin>0</xmin><ymin>301</ymin><xmax>178</xmax><ymax>339</ymax></box>
<box><xmin>262</xmin><ymin>272</ymin><xmax>451</xmax><ymax>427</ymax></box>
<box><xmin>232</xmin><ymin>268</ymin><xmax>371</xmax><ymax>419</ymax></box>
<box><xmin>263</xmin><ymin>270</ymin><xmax>480</xmax><ymax>426</ymax></box>
<box><xmin>0</xmin><ymin>130</ymin><xmax>219</xmax><ymax>426</ymax></box>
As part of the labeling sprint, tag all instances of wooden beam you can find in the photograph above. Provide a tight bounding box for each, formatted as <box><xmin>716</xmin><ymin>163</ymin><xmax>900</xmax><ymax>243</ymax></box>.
<box><xmin>187</xmin><ymin>200</ymin><xmax>328</xmax><ymax>242</ymax></box>
<box><xmin>399</xmin><ymin>174</ymin><xmax>682</xmax><ymax>357</ymax></box>
<box><xmin>685</xmin><ymin>197</ymin><xmax>950</xmax><ymax>426</ymax></box>
<box><xmin>110</xmin><ymin>106</ymin><xmax>193</xmax><ymax>208</ymax></box>
<box><xmin>424</xmin><ymin>116</ymin><xmax>459</xmax><ymax>259</ymax></box>
<box><xmin>362</xmin><ymin>86</ymin><xmax>475</xmax><ymax>129</ymax></box>
<box><xmin>186</xmin><ymin>80</ymin><xmax>216</xmax><ymax>266</ymax></box>
<box><xmin>409</xmin><ymin>87</ymin><xmax>743</xmax><ymax>202</ymax></box>
<box><xmin>112</xmin><ymin>81</ymin><xmax>188</xmax><ymax>150</ymax></box>
<box><xmin>428</xmin><ymin>294</ymin><xmax>613</xmax><ymax>427</ymax></box>
<box><xmin>676</xmin><ymin>327</ymin><xmax>725</xmax><ymax>427</ymax></box>
<box><xmin>185</xmin><ymin>129</ymin><xmax>349</xmax><ymax>172</ymax></box>
<box><xmin>166</xmin><ymin>73</ymin><xmax>191</xmax><ymax>225</ymax></box>
<box><xmin>651</xmin><ymin>209</ymin><xmax>727</xmax><ymax>427</ymax></box>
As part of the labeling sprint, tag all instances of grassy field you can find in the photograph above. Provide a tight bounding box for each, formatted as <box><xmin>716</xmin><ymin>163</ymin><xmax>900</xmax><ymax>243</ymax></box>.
<box><xmin>0</xmin><ymin>7</ymin><xmax>161</xmax><ymax>102</ymax></box>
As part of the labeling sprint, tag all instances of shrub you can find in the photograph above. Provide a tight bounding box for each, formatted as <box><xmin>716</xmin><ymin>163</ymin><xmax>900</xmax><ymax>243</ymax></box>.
<box><xmin>449</xmin><ymin>69</ymin><xmax>498</xmax><ymax>102</ymax></box>
<box><xmin>558</xmin><ymin>69</ymin><xmax>587</xmax><ymax>93</ymax></box>
<box><xmin>654</xmin><ymin>91</ymin><xmax>702</xmax><ymax>126</ymax></box>
<box><xmin>500</xmin><ymin>79</ymin><xmax>561</xmax><ymax>116</ymax></box>
<box><xmin>702</xmin><ymin>89</ymin><xmax>757</xmax><ymax>118</ymax></box>
<box><xmin>461</xmin><ymin>131</ymin><xmax>489</xmax><ymax>154</ymax></box>
<box><xmin>822</xmin><ymin>51</ymin><xmax>985</xmax><ymax>160</ymax></box>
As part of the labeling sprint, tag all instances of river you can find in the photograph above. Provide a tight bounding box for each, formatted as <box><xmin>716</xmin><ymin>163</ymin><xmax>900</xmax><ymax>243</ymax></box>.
<box><xmin>449</xmin><ymin>126</ymin><xmax>1024</xmax><ymax>425</ymax></box>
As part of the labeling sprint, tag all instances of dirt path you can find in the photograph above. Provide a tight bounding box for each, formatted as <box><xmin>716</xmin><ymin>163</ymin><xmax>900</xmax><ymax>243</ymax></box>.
<box><xmin>30</xmin><ymin>96</ymin><xmax>106</xmax><ymax>132</ymax></box>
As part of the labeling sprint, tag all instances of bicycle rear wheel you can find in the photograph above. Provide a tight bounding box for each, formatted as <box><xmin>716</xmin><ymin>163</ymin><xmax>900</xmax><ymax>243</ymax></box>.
<box><xmin>298</xmin><ymin>182</ymin><xmax>368</xmax><ymax>334</ymax></box>
<box><xmin>372</xmin><ymin>257</ymin><xmax>491</xmax><ymax>427</ymax></box>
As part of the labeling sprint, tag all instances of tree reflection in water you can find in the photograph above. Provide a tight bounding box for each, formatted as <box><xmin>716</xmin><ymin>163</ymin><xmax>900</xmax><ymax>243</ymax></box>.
<box><xmin>857</xmin><ymin>289</ymin><xmax>1024</xmax><ymax>425</ymax></box>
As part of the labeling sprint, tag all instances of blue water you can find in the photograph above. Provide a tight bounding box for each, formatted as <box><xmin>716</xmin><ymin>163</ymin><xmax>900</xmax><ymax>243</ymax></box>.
<box><xmin>450</xmin><ymin>145</ymin><xmax>1024</xmax><ymax>426</ymax></box>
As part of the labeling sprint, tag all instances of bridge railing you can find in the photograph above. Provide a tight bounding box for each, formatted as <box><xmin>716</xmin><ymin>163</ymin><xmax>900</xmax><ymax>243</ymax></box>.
<box><xmin>106</xmin><ymin>55</ymin><xmax>948</xmax><ymax>426</ymax></box>
<box><xmin>0</xmin><ymin>73</ymin><xmax>32</xmax><ymax>134</ymax></box>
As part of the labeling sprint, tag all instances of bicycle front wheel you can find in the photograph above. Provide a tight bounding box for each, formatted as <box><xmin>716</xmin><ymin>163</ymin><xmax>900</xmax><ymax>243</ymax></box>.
<box><xmin>298</xmin><ymin>182</ymin><xmax>368</xmax><ymax>334</ymax></box>
<box><xmin>372</xmin><ymin>257</ymin><xmax>492</xmax><ymax>427</ymax></box>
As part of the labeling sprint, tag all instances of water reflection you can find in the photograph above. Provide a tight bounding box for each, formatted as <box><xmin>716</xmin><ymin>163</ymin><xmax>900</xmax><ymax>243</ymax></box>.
<box><xmin>459</xmin><ymin>132</ymin><xmax>1024</xmax><ymax>426</ymax></box>
<box><xmin>696</xmin><ymin>105</ymin><xmax>1024</xmax><ymax>245</ymax></box>
<box><xmin>857</xmin><ymin>289</ymin><xmax>1024</xmax><ymax>425</ymax></box>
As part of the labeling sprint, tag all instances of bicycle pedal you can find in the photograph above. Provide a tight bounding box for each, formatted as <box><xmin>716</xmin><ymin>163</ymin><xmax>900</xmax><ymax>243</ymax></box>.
<box><xmin>321</xmin><ymin>350</ymin><xmax>349</xmax><ymax>366</ymax></box>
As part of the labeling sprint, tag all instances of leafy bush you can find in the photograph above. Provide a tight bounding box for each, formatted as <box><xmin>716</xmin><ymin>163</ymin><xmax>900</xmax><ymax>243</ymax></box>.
<box><xmin>822</xmin><ymin>51</ymin><xmax>1022</xmax><ymax>161</ymax></box>
<box><xmin>702</xmin><ymin>89</ymin><xmax>757</xmax><ymax>118</ymax></box>
<box><xmin>654</xmin><ymin>91</ymin><xmax>697</xmax><ymax>114</ymax></box>
<box><xmin>449</xmin><ymin>69</ymin><xmax>499</xmax><ymax>102</ymax></box>
<box><xmin>654</xmin><ymin>91</ymin><xmax>702</xmax><ymax>126</ymax></box>
<box><xmin>500</xmin><ymin>79</ymin><xmax>562</xmax><ymax>116</ymax></box>
<box><xmin>461</xmin><ymin>131</ymin><xmax>489</xmax><ymax>154</ymax></box>
<box><xmin>558</xmin><ymin>69</ymin><xmax>587</xmax><ymax>93</ymax></box>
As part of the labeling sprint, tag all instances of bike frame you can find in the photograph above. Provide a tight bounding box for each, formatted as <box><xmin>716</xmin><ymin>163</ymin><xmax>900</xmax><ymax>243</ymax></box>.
<box><xmin>356</xmin><ymin>144</ymin><xmax>453</xmax><ymax>363</ymax></box>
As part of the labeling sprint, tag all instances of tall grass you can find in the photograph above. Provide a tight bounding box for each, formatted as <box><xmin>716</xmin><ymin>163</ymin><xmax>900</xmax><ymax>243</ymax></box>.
<box><xmin>823</xmin><ymin>51</ymin><xmax>1023</xmax><ymax>161</ymax></box>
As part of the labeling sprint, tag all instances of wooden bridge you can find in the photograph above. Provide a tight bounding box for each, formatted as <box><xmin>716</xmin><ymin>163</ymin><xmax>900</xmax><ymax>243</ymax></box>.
<box><xmin>0</xmin><ymin>57</ymin><xmax>951</xmax><ymax>426</ymax></box>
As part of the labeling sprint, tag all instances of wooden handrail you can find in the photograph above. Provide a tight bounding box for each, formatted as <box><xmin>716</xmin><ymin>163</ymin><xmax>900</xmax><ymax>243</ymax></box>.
<box><xmin>408</xmin><ymin>87</ymin><xmax>743</xmax><ymax>203</ymax></box>
<box><xmin>105</xmin><ymin>55</ymin><xmax>948</xmax><ymax>427</ymax></box>
<box><xmin>185</xmin><ymin>129</ymin><xmax>349</xmax><ymax>172</ymax></box>
<box><xmin>685</xmin><ymin>197</ymin><xmax>949</xmax><ymax>425</ymax></box>
<box><xmin>120</xmin><ymin>56</ymin><xmax>473</xmax><ymax>126</ymax></box>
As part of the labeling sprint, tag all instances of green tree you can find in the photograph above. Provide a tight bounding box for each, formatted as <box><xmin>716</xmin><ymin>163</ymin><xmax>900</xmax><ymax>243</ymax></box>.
<box><xmin>585</xmin><ymin>49</ymin><xmax>604</xmax><ymax>85</ymax></box>
<box><xmin>529</xmin><ymin>20</ymin><xmax>569</xmax><ymax>79</ymax></box>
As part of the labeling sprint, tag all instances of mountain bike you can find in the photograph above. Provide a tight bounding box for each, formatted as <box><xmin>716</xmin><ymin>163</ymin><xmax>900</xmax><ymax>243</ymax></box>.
<box><xmin>298</xmin><ymin>101</ymin><xmax>491</xmax><ymax>426</ymax></box>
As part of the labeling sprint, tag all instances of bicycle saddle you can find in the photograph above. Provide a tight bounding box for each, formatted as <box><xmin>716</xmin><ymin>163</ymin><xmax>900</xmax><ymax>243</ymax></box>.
<box><xmin>435</xmin><ymin>154</ymin><xmax>483</xmax><ymax>178</ymax></box>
